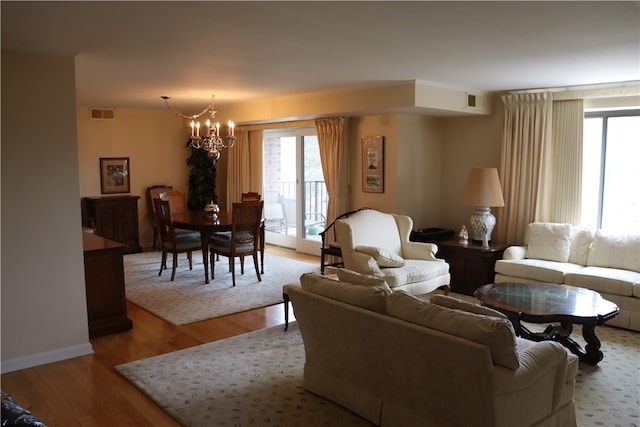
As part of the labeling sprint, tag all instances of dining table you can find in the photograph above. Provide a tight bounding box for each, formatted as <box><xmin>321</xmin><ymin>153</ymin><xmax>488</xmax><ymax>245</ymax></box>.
<box><xmin>172</xmin><ymin>210</ymin><xmax>265</xmax><ymax>284</ymax></box>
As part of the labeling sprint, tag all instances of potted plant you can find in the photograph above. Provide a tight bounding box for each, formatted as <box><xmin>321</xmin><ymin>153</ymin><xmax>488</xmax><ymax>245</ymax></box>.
<box><xmin>186</xmin><ymin>141</ymin><xmax>217</xmax><ymax>211</ymax></box>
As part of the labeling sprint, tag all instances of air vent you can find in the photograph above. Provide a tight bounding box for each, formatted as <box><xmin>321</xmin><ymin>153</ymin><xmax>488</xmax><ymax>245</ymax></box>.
<box><xmin>466</xmin><ymin>93</ymin><xmax>477</xmax><ymax>108</ymax></box>
<box><xmin>90</xmin><ymin>108</ymin><xmax>115</xmax><ymax>120</ymax></box>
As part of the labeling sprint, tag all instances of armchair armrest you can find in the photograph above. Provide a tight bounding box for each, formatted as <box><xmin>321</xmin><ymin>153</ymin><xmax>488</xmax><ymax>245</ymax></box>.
<box><xmin>401</xmin><ymin>241</ymin><xmax>440</xmax><ymax>261</ymax></box>
<box><xmin>502</xmin><ymin>245</ymin><xmax>526</xmax><ymax>260</ymax></box>
<box><xmin>347</xmin><ymin>252</ymin><xmax>384</xmax><ymax>276</ymax></box>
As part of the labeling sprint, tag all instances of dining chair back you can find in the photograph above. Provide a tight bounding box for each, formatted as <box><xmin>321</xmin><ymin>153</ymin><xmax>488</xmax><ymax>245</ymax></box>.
<box><xmin>209</xmin><ymin>201</ymin><xmax>264</xmax><ymax>286</ymax></box>
<box><xmin>159</xmin><ymin>190</ymin><xmax>188</xmax><ymax>216</ymax></box>
<box><xmin>147</xmin><ymin>185</ymin><xmax>173</xmax><ymax>249</ymax></box>
<box><xmin>154</xmin><ymin>198</ymin><xmax>202</xmax><ymax>281</ymax></box>
<box><xmin>241</xmin><ymin>192</ymin><xmax>261</xmax><ymax>201</ymax></box>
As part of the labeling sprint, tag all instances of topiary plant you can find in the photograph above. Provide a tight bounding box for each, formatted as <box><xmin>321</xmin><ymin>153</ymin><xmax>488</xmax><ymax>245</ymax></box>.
<box><xmin>186</xmin><ymin>140</ymin><xmax>217</xmax><ymax>211</ymax></box>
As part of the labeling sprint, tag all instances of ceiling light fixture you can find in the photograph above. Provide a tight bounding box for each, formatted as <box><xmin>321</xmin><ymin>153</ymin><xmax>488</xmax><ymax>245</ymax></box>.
<box><xmin>161</xmin><ymin>95</ymin><xmax>236</xmax><ymax>162</ymax></box>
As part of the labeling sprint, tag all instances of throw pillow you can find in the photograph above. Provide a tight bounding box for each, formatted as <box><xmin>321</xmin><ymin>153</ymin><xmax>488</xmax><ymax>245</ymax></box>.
<box><xmin>525</xmin><ymin>222</ymin><xmax>572</xmax><ymax>262</ymax></box>
<box><xmin>336</xmin><ymin>268</ymin><xmax>390</xmax><ymax>288</ymax></box>
<box><xmin>429</xmin><ymin>294</ymin><xmax>507</xmax><ymax>319</ymax></box>
<box><xmin>387</xmin><ymin>291</ymin><xmax>519</xmax><ymax>369</ymax></box>
<box><xmin>301</xmin><ymin>272</ymin><xmax>391</xmax><ymax>314</ymax></box>
<box><xmin>355</xmin><ymin>245</ymin><xmax>405</xmax><ymax>267</ymax></box>
<box><xmin>587</xmin><ymin>231</ymin><xmax>640</xmax><ymax>273</ymax></box>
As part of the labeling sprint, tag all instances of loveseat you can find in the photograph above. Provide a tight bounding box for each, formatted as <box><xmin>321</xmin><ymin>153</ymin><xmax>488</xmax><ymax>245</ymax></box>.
<box><xmin>284</xmin><ymin>270</ymin><xmax>578</xmax><ymax>427</ymax></box>
<box><xmin>495</xmin><ymin>222</ymin><xmax>640</xmax><ymax>331</ymax></box>
<box><xmin>334</xmin><ymin>208</ymin><xmax>450</xmax><ymax>294</ymax></box>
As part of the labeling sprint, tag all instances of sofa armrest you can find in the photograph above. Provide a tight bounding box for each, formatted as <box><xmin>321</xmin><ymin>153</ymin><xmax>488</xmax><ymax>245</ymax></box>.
<box><xmin>493</xmin><ymin>341</ymin><xmax>575</xmax><ymax>397</ymax></box>
<box><xmin>401</xmin><ymin>241</ymin><xmax>440</xmax><ymax>261</ymax></box>
<box><xmin>502</xmin><ymin>245</ymin><xmax>527</xmax><ymax>260</ymax></box>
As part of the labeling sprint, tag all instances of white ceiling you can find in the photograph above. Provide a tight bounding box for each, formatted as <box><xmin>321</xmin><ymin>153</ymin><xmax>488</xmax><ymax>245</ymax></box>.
<box><xmin>2</xmin><ymin>1</ymin><xmax>639</xmax><ymax>113</ymax></box>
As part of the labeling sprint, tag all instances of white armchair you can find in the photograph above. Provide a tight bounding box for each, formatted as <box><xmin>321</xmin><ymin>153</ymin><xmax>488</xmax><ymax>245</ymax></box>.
<box><xmin>334</xmin><ymin>209</ymin><xmax>450</xmax><ymax>294</ymax></box>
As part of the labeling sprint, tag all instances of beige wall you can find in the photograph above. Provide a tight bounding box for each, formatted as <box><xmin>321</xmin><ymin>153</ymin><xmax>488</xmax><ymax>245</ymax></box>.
<box><xmin>1</xmin><ymin>51</ymin><xmax>93</xmax><ymax>372</ymax></box>
<box><xmin>440</xmin><ymin>98</ymin><xmax>505</xmax><ymax>234</ymax></box>
<box><xmin>77</xmin><ymin>109</ymin><xmax>190</xmax><ymax>248</ymax></box>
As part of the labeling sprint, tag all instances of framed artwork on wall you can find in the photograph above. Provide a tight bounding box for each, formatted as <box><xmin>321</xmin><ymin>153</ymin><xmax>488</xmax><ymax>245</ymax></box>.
<box><xmin>362</xmin><ymin>136</ymin><xmax>384</xmax><ymax>193</ymax></box>
<box><xmin>100</xmin><ymin>157</ymin><xmax>130</xmax><ymax>194</ymax></box>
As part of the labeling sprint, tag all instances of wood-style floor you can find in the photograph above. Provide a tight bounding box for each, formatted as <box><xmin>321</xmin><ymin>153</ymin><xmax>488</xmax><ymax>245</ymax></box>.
<box><xmin>1</xmin><ymin>245</ymin><xmax>317</xmax><ymax>427</ymax></box>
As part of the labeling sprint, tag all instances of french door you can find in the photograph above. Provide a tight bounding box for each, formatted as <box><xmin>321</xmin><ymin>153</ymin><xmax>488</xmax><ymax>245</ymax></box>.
<box><xmin>262</xmin><ymin>128</ymin><xmax>327</xmax><ymax>255</ymax></box>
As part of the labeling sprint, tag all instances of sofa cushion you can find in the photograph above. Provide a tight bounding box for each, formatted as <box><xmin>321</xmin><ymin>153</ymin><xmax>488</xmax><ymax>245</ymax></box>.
<box><xmin>587</xmin><ymin>231</ymin><xmax>640</xmax><ymax>273</ymax></box>
<box><xmin>525</xmin><ymin>222</ymin><xmax>572</xmax><ymax>262</ymax></box>
<box><xmin>429</xmin><ymin>294</ymin><xmax>508</xmax><ymax>319</ymax></box>
<box><xmin>300</xmin><ymin>272</ymin><xmax>391</xmax><ymax>314</ymax></box>
<box><xmin>381</xmin><ymin>258</ymin><xmax>450</xmax><ymax>288</ymax></box>
<box><xmin>355</xmin><ymin>245</ymin><xmax>405</xmax><ymax>267</ymax></box>
<box><xmin>564</xmin><ymin>266</ymin><xmax>640</xmax><ymax>297</ymax></box>
<box><xmin>495</xmin><ymin>259</ymin><xmax>584</xmax><ymax>283</ymax></box>
<box><xmin>336</xmin><ymin>268</ymin><xmax>389</xmax><ymax>287</ymax></box>
<box><xmin>568</xmin><ymin>226</ymin><xmax>594</xmax><ymax>265</ymax></box>
<box><xmin>387</xmin><ymin>291</ymin><xmax>519</xmax><ymax>369</ymax></box>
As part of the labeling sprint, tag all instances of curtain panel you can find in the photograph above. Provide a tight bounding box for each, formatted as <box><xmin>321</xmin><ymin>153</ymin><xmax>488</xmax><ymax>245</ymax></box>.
<box><xmin>497</xmin><ymin>93</ymin><xmax>553</xmax><ymax>244</ymax></box>
<box><xmin>226</xmin><ymin>126</ymin><xmax>251</xmax><ymax>209</ymax></box>
<box><xmin>314</xmin><ymin>117</ymin><xmax>345</xmax><ymax>226</ymax></box>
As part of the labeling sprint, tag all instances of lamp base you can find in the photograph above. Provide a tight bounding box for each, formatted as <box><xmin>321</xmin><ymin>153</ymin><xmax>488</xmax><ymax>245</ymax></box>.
<box><xmin>469</xmin><ymin>207</ymin><xmax>496</xmax><ymax>245</ymax></box>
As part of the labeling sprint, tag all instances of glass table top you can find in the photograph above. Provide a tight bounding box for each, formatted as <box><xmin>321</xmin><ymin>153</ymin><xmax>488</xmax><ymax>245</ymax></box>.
<box><xmin>479</xmin><ymin>283</ymin><xmax>618</xmax><ymax>318</ymax></box>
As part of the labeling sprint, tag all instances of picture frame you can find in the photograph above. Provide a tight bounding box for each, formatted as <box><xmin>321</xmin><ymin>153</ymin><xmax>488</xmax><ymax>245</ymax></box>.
<box><xmin>100</xmin><ymin>157</ymin><xmax>130</xmax><ymax>194</ymax></box>
<box><xmin>362</xmin><ymin>136</ymin><xmax>384</xmax><ymax>193</ymax></box>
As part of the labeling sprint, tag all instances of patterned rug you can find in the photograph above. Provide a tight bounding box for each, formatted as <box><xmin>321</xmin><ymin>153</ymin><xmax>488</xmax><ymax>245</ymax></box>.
<box><xmin>117</xmin><ymin>320</ymin><xmax>639</xmax><ymax>427</ymax></box>
<box><xmin>123</xmin><ymin>251</ymin><xmax>318</xmax><ymax>325</ymax></box>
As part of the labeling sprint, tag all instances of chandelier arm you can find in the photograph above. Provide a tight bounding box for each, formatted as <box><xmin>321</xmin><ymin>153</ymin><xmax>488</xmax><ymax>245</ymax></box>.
<box><xmin>162</xmin><ymin>96</ymin><xmax>216</xmax><ymax>121</ymax></box>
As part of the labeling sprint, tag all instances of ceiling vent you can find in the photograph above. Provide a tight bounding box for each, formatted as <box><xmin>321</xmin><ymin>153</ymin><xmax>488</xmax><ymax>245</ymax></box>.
<box><xmin>90</xmin><ymin>108</ymin><xmax>115</xmax><ymax>120</ymax></box>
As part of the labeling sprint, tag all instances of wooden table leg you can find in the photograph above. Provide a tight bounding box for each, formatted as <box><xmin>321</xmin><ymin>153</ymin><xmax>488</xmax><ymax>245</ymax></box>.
<box><xmin>283</xmin><ymin>291</ymin><xmax>290</xmax><ymax>331</ymax></box>
<box><xmin>200</xmin><ymin>232</ymin><xmax>210</xmax><ymax>284</ymax></box>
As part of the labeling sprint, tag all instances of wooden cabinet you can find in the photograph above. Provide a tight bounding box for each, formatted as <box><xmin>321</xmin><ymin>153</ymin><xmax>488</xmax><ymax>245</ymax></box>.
<box><xmin>437</xmin><ymin>239</ymin><xmax>509</xmax><ymax>295</ymax></box>
<box><xmin>83</xmin><ymin>233</ymin><xmax>133</xmax><ymax>338</ymax></box>
<box><xmin>82</xmin><ymin>196</ymin><xmax>142</xmax><ymax>254</ymax></box>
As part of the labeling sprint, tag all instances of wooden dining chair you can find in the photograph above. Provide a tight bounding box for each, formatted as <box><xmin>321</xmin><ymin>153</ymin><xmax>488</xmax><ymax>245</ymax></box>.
<box><xmin>241</xmin><ymin>192</ymin><xmax>261</xmax><ymax>201</ymax></box>
<box><xmin>147</xmin><ymin>185</ymin><xmax>173</xmax><ymax>250</ymax></box>
<box><xmin>159</xmin><ymin>190</ymin><xmax>188</xmax><ymax>215</ymax></box>
<box><xmin>154</xmin><ymin>198</ymin><xmax>202</xmax><ymax>281</ymax></box>
<box><xmin>209</xmin><ymin>201</ymin><xmax>263</xmax><ymax>287</ymax></box>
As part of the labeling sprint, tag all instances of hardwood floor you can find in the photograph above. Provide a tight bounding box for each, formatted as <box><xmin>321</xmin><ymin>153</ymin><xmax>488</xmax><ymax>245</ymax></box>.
<box><xmin>1</xmin><ymin>245</ymin><xmax>318</xmax><ymax>427</ymax></box>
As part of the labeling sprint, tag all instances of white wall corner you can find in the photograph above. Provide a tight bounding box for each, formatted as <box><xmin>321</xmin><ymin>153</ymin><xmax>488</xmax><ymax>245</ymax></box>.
<box><xmin>1</xmin><ymin>343</ymin><xmax>94</xmax><ymax>374</ymax></box>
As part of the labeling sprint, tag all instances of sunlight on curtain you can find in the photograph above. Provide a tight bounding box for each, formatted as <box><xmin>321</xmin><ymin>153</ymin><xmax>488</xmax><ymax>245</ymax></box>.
<box><xmin>498</xmin><ymin>93</ymin><xmax>553</xmax><ymax>243</ymax></box>
<box><xmin>314</xmin><ymin>117</ymin><xmax>345</xmax><ymax>225</ymax></box>
<box><xmin>548</xmin><ymin>99</ymin><xmax>584</xmax><ymax>224</ymax></box>
<box><xmin>226</xmin><ymin>126</ymin><xmax>251</xmax><ymax>209</ymax></box>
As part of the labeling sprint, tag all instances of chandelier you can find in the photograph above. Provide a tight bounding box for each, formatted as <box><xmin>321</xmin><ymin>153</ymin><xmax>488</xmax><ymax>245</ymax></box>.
<box><xmin>161</xmin><ymin>95</ymin><xmax>236</xmax><ymax>161</ymax></box>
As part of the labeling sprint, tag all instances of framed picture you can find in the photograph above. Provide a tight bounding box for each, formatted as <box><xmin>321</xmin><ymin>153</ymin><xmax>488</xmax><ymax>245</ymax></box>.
<box><xmin>100</xmin><ymin>157</ymin><xmax>130</xmax><ymax>194</ymax></box>
<box><xmin>362</xmin><ymin>136</ymin><xmax>384</xmax><ymax>193</ymax></box>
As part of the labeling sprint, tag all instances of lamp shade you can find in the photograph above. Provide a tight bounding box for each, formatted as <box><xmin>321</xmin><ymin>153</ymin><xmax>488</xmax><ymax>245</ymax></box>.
<box><xmin>460</xmin><ymin>167</ymin><xmax>505</xmax><ymax>207</ymax></box>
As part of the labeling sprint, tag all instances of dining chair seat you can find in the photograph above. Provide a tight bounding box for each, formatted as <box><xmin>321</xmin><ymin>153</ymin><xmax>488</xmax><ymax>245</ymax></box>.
<box><xmin>154</xmin><ymin>198</ymin><xmax>202</xmax><ymax>281</ymax></box>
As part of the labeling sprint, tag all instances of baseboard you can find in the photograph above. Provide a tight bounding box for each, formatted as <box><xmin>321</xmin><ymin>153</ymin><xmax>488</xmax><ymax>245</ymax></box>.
<box><xmin>1</xmin><ymin>342</ymin><xmax>94</xmax><ymax>374</ymax></box>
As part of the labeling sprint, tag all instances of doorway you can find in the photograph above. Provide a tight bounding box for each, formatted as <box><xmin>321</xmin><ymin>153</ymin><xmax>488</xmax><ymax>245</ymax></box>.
<box><xmin>262</xmin><ymin>128</ymin><xmax>327</xmax><ymax>255</ymax></box>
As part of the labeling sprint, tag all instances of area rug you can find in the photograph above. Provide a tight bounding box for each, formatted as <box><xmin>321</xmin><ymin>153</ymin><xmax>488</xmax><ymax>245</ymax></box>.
<box><xmin>123</xmin><ymin>251</ymin><xmax>318</xmax><ymax>325</ymax></box>
<box><xmin>116</xmin><ymin>321</ymin><xmax>639</xmax><ymax>427</ymax></box>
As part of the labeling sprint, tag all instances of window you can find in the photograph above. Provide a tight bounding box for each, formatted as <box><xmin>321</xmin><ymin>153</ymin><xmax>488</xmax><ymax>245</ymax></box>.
<box><xmin>582</xmin><ymin>109</ymin><xmax>640</xmax><ymax>233</ymax></box>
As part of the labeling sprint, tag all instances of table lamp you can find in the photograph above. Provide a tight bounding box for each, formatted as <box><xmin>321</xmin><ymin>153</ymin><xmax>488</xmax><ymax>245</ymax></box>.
<box><xmin>460</xmin><ymin>167</ymin><xmax>505</xmax><ymax>245</ymax></box>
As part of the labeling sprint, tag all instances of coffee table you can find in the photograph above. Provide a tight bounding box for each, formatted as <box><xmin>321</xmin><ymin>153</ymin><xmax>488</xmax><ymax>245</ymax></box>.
<box><xmin>475</xmin><ymin>282</ymin><xmax>619</xmax><ymax>365</ymax></box>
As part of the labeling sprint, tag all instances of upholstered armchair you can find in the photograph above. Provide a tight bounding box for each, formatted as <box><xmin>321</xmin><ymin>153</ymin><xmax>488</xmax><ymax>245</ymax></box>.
<box><xmin>334</xmin><ymin>209</ymin><xmax>450</xmax><ymax>294</ymax></box>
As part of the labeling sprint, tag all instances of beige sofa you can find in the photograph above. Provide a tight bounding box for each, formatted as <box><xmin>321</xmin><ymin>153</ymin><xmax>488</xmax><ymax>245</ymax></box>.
<box><xmin>285</xmin><ymin>270</ymin><xmax>578</xmax><ymax>427</ymax></box>
<box><xmin>335</xmin><ymin>208</ymin><xmax>450</xmax><ymax>294</ymax></box>
<box><xmin>495</xmin><ymin>222</ymin><xmax>640</xmax><ymax>331</ymax></box>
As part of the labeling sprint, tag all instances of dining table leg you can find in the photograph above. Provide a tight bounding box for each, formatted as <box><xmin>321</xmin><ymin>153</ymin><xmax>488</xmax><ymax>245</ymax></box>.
<box><xmin>200</xmin><ymin>231</ymin><xmax>210</xmax><ymax>284</ymax></box>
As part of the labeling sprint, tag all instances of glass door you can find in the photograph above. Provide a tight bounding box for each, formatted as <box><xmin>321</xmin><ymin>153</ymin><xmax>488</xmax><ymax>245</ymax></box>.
<box><xmin>262</xmin><ymin>128</ymin><xmax>327</xmax><ymax>255</ymax></box>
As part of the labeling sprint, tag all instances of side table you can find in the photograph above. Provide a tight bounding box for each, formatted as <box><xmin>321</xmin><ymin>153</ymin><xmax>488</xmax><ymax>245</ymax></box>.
<box><xmin>437</xmin><ymin>239</ymin><xmax>509</xmax><ymax>295</ymax></box>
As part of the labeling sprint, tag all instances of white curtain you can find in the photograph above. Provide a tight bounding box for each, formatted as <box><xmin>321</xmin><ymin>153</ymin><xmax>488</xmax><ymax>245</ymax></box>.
<box><xmin>314</xmin><ymin>117</ymin><xmax>345</xmax><ymax>225</ymax></box>
<box><xmin>547</xmin><ymin>99</ymin><xmax>584</xmax><ymax>224</ymax></box>
<box><xmin>497</xmin><ymin>93</ymin><xmax>553</xmax><ymax>243</ymax></box>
